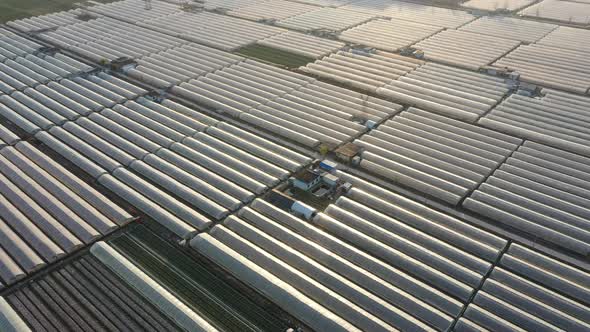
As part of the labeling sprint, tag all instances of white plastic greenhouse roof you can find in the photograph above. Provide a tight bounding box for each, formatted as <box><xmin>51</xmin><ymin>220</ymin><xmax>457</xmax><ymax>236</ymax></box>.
<box><xmin>0</xmin><ymin>141</ymin><xmax>132</xmax><ymax>288</ymax></box>
<box><xmin>520</xmin><ymin>0</ymin><xmax>590</xmax><ymax>25</ymax></box>
<box><xmin>459</xmin><ymin>16</ymin><xmax>558</xmax><ymax>43</ymax></box>
<box><xmin>461</xmin><ymin>0</ymin><xmax>536</xmax><ymax>12</ymax></box>
<box><xmin>343</xmin><ymin>0</ymin><xmax>477</xmax><ymax>28</ymax></box>
<box><xmin>1</xmin><ymin>0</ymin><xmax>590</xmax><ymax>330</ymax></box>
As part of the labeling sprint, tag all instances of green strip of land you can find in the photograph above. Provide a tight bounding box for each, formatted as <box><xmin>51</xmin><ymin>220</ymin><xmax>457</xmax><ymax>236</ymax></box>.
<box><xmin>0</xmin><ymin>0</ymin><xmax>112</xmax><ymax>23</ymax></box>
<box><xmin>237</xmin><ymin>44</ymin><xmax>315</xmax><ymax>68</ymax></box>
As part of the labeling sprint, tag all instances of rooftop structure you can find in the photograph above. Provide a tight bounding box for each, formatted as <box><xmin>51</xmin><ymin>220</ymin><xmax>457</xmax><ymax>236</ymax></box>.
<box><xmin>334</xmin><ymin>142</ymin><xmax>361</xmax><ymax>163</ymax></box>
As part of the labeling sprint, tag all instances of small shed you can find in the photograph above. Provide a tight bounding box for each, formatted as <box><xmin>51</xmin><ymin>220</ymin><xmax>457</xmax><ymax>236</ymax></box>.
<box><xmin>291</xmin><ymin>201</ymin><xmax>317</xmax><ymax>220</ymax></box>
<box><xmin>481</xmin><ymin>65</ymin><xmax>511</xmax><ymax>77</ymax></box>
<box><xmin>335</xmin><ymin>143</ymin><xmax>362</xmax><ymax>163</ymax></box>
<box><xmin>319</xmin><ymin>160</ymin><xmax>338</xmax><ymax>172</ymax></box>
<box><xmin>322</xmin><ymin>173</ymin><xmax>339</xmax><ymax>187</ymax></box>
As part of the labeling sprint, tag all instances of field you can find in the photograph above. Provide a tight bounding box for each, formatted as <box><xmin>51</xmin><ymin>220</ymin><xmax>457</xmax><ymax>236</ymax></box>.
<box><xmin>0</xmin><ymin>0</ymin><xmax>112</xmax><ymax>23</ymax></box>
<box><xmin>236</xmin><ymin>44</ymin><xmax>315</xmax><ymax>68</ymax></box>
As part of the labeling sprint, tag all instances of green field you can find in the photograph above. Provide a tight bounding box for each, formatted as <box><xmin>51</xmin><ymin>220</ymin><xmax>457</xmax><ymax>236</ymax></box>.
<box><xmin>0</xmin><ymin>0</ymin><xmax>112</xmax><ymax>23</ymax></box>
<box><xmin>237</xmin><ymin>44</ymin><xmax>315</xmax><ymax>68</ymax></box>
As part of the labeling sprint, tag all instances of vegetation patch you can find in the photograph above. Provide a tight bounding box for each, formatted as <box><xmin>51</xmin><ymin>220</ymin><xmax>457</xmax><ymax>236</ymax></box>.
<box><xmin>0</xmin><ymin>0</ymin><xmax>113</xmax><ymax>23</ymax></box>
<box><xmin>110</xmin><ymin>225</ymin><xmax>297</xmax><ymax>331</ymax></box>
<box><xmin>403</xmin><ymin>0</ymin><xmax>465</xmax><ymax>8</ymax></box>
<box><xmin>236</xmin><ymin>43</ymin><xmax>315</xmax><ymax>68</ymax></box>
